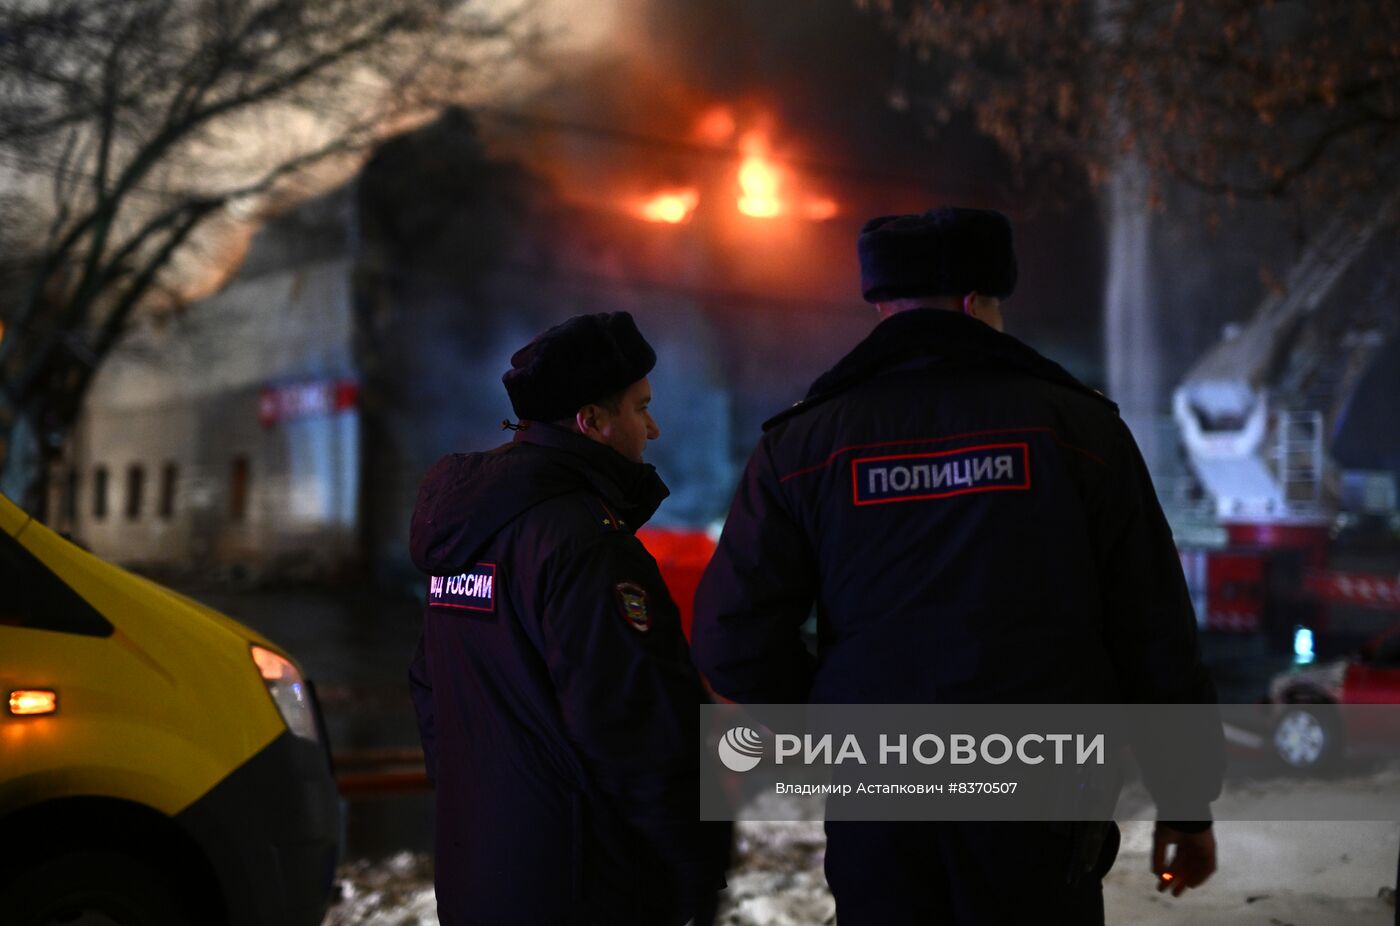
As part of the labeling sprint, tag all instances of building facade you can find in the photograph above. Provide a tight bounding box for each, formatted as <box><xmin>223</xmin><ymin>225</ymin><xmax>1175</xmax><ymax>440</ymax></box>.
<box><xmin>51</xmin><ymin>194</ymin><xmax>362</xmax><ymax>580</ymax></box>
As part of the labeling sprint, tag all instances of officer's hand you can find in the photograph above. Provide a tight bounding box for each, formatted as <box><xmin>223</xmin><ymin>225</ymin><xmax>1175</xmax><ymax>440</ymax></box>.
<box><xmin>1152</xmin><ymin>823</ymin><xmax>1217</xmax><ymax>896</ymax></box>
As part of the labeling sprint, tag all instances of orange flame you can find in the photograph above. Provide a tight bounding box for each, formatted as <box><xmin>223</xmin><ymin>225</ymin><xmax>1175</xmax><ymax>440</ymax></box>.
<box><xmin>626</xmin><ymin>110</ymin><xmax>840</xmax><ymax>228</ymax></box>
<box><xmin>737</xmin><ymin>132</ymin><xmax>782</xmax><ymax>219</ymax></box>
<box><xmin>638</xmin><ymin>188</ymin><xmax>700</xmax><ymax>224</ymax></box>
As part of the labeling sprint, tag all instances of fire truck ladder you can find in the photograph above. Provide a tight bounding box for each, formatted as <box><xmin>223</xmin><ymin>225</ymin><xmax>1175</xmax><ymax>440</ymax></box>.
<box><xmin>1274</xmin><ymin>410</ymin><xmax>1325</xmax><ymax>514</ymax></box>
<box><xmin>1174</xmin><ymin>184</ymin><xmax>1400</xmax><ymax>520</ymax></box>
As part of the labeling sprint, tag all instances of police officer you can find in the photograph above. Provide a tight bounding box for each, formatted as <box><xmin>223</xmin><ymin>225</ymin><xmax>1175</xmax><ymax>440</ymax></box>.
<box><xmin>409</xmin><ymin>312</ymin><xmax>725</xmax><ymax>926</ymax></box>
<box><xmin>691</xmin><ymin>208</ymin><xmax>1223</xmax><ymax>924</ymax></box>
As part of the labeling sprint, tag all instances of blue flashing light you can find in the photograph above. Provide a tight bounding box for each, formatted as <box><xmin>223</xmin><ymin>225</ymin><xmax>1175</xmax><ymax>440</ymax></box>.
<box><xmin>1293</xmin><ymin>626</ymin><xmax>1315</xmax><ymax>665</ymax></box>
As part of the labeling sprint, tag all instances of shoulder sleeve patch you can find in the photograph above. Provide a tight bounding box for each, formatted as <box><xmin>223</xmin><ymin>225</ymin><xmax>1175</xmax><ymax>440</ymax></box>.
<box><xmin>614</xmin><ymin>581</ymin><xmax>651</xmax><ymax>632</ymax></box>
<box><xmin>427</xmin><ymin>563</ymin><xmax>497</xmax><ymax>616</ymax></box>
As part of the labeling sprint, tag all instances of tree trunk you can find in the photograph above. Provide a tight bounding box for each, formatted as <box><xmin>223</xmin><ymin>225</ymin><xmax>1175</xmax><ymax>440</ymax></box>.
<box><xmin>1095</xmin><ymin>0</ymin><xmax>1163</xmax><ymax>471</ymax></box>
<box><xmin>1103</xmin><ymin>155</ymin><xmax>1163</xmax><ymax>469</ymax></box>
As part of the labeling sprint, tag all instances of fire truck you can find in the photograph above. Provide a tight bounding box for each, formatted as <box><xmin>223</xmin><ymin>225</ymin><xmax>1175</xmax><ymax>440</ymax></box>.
<box><xmin>1172</xmin><ymin>191</ymin><xmax>1400</xmax><ymax>654</ymax></box>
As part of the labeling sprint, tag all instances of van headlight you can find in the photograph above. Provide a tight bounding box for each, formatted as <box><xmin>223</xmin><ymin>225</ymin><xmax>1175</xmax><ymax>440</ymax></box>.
<box><xmin>250</xmin><ymin>645</ymin><xmax>320</xmax><ymax>742</ymax></box>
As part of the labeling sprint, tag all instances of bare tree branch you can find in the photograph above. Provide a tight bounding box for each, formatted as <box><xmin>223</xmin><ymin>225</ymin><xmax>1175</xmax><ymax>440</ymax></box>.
<box><xmin>869</xmin><ymin>0</ymin><xmax>1400</xmax><ymax>206</ymax></box>
<box><xmin>0</xmin><ymin>0</ymin><xmax>532</xmax><ymax>503</ymax></box>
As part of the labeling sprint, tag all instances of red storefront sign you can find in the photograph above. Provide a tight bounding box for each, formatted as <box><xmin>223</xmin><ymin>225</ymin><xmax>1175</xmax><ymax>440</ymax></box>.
<box><xmin>258</xmin><ymin>379</ymin><xmax>359</xmax><ymax>428</ymax></box>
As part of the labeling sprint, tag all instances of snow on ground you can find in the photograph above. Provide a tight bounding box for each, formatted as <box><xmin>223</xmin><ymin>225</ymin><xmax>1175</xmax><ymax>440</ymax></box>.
<box><xmin>327</xmin><ymin>852</ymin><xmax>438</xmax><ymax>926</ymax></box>
<box><xmin>715</xmin><ymin>822</ymin><xmax>833</xmax><ymax>926</ymax></box>
<box><xmin>321</xmin><ymin>824</ymin><xmax>835</xmax><ymax>926</ymax></box>
<box><xmin>1107</xmin><ymin>820</ymin><xmax>1396</xmax><ymax>925</ymax></box>
<box><xmin>324</xmin><ymin>778</ymin><xmax>1399</xmax><ymax>925</ymax></box>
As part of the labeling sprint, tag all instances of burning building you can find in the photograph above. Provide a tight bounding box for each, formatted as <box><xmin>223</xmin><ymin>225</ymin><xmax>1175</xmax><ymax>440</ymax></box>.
<box><xmin>49</xmin><ymin>110</ymin><xmax>754</xmax><ymax>583</ymax></box>
<box><xmin>43</xmin><ymin>0</ymin><xmax>1111</xmax><ymax>584</ymax></box>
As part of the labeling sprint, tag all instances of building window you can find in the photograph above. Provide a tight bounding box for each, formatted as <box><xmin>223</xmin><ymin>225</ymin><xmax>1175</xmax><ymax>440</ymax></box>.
<box><xmin>230</xmin><ymin>456</ymin><xmax>250</xmax><ymax>522</ymax></box>
<box><xmin>92</xmin><ymin>466</ymin><xmax>108</xmax><ymax>521</ymax></box>
<box><xmin>159</xmin><ymin>462</ymin><xmax>178</xmax><ymax>520</ymax></box>
<box><xmin>125</xmin><ymin>464</ymin><xmax>145</xmax><ymax>521</ymax></box>
<box><xmin>63</xmin><ymin>470</ymin><xmax>80</xmax><ymax>524</ymax></box>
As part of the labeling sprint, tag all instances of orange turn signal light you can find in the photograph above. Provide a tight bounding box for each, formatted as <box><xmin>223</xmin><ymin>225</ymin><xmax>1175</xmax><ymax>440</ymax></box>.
<box><xmin>1160</xmin><ymin>872</ymin><xmax>1175</xmax><ymax>883</ymax></box>
<box><xmin>251</xmin><ymin>645</ymin><xmax>294</xmax><ymax>682</ymax></box>
<box><xmin>8</xmin><ymin>689</ymin><xmax>57</xmax><ymax>716</ymax></box>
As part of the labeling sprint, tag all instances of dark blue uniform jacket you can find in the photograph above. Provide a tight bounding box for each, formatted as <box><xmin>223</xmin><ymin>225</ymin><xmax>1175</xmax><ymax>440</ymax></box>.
<box><xmin>409</xmin><ymin>424</ymin><xmax>722</xmax><ymax>925</ymax></box>
<box><xmin>692</xmin><ymin>309</ymin><xmax>1223</xmax><ymax>821</ymax></box>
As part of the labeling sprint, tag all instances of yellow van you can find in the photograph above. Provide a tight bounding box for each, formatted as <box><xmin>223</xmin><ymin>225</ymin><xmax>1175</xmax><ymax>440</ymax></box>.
<box><xmin>0</xmin><ymin>493</ymin><xmax>341</xmax><ymax>925</ymax></box>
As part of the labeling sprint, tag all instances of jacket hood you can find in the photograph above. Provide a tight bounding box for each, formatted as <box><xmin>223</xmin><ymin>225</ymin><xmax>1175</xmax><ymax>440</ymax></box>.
<box><xmin>409</xmin><ymin>424</ymin><xmax>669</xmax><ymax>575</ymax></box>
<box><xmin>765</xmin><ymin>308</ymin><xmax>1115</xmax><ymax>430</ymax></box>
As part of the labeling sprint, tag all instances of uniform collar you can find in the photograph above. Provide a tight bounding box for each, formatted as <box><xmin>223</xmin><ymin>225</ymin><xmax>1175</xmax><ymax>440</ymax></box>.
<box><xmin>764</xmin><ymin>308</ymin><xmax>1113</xmax><ymax>430</ymax></box>
<box><xmin>513</xmin><ymin>423</ymin><xmax>670</xmax><ymax>528</ymax></box>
